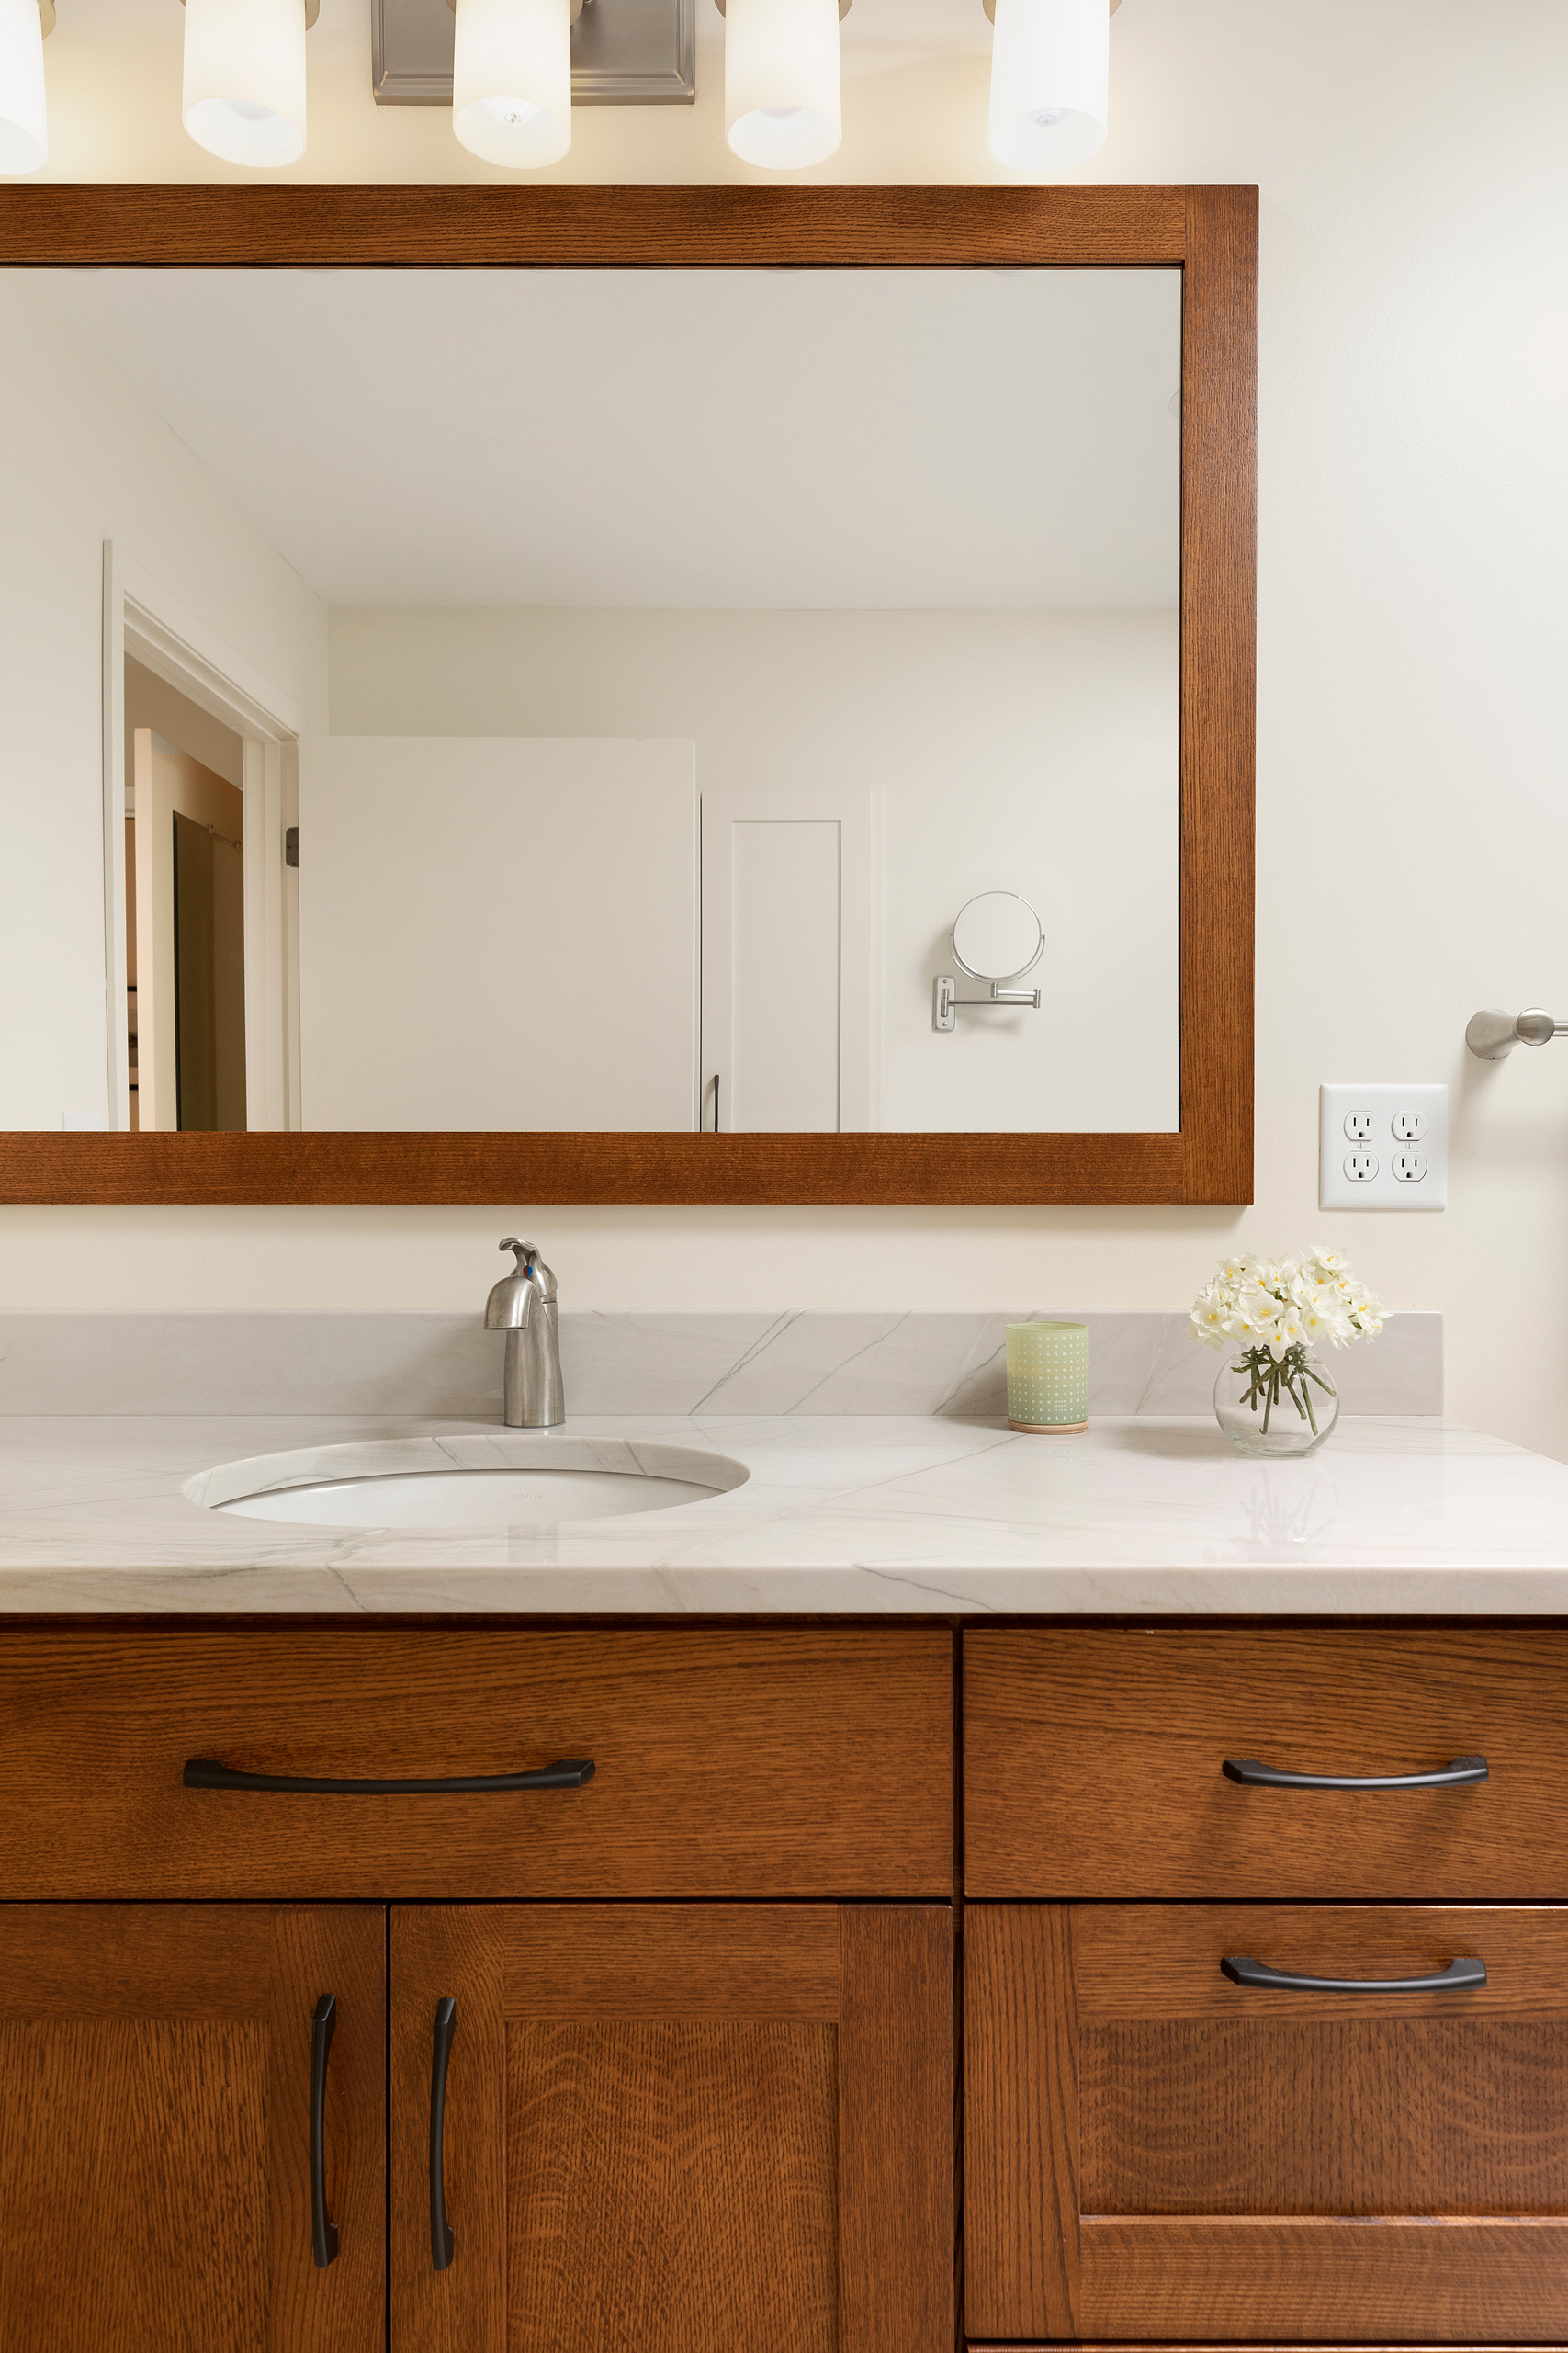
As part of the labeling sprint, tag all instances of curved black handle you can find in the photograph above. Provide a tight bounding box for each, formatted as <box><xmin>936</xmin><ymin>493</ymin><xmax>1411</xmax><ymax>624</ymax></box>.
<box><xmin>310</xmin><ymin>1994</ymin><xmax>339</xmax><ymax>2269</ymax></box>
<box><xmin>1223</xmin><ymin>1953</ymin><xmax>1487</xmax><ymax>1995</ymax></box>
<box><xmin>184</xmin><ymin>1757</ymin><xmax>594</xmax><ymax>1795</ymax></box>
<box><xmin>1223</xmin><ymin>1753</ymin><xmax>1488</xmax><ymax>1792</ymax></box>
<box><xmin>430</xmin><ymin>1997</ymin><xmax>457</xmax><ymax>2272</ymax></box>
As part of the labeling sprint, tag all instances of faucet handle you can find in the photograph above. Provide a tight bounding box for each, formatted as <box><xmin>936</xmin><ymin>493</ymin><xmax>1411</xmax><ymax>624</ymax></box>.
<box><xmin>487</xmin><ymin>1239</ymin><xmax>557</xmax><ymax>1330</ymax></box>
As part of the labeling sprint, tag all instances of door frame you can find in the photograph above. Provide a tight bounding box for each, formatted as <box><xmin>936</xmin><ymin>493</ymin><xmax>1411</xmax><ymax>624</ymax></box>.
<box><xmin>104</xmin><ymin>542</ymin><xmax>304</xmax><ymax>1132</ymax></box>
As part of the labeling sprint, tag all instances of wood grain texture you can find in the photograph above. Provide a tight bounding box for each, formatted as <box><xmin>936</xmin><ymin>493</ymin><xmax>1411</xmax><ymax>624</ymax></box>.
<box><xmin>967</xmin><ymin>1900</ymin><xmax>1568</xmax><ymax>2343</ymax></box>
<box><xmin>0</xmin><ymin>1625</ymin><xmax>953</xmax><ymax>1898</ymax></box>
<box><xmin>505</xmin><ymin>1903</ymin><xmax>840</xmax><ymax>2018</ymax></box>
<box><xmin>1074</xmin><ymin>1903</ymin><xmax>1568</xmax><ymax>2020</ymax></box>
<box><xmin>0</xmin><ymin>2016</ymin><xmax>268</xmax><ymax>2353</ymax></box>
<box><xmin>1077</xmin><ymin>2216</ymin><xmax>1568</xmax><ymax>2339</ymax></box>
<box><xmin>393</xmin><ymin>1903</ymin><xmax>953</xmax><ymax>2353</ymax></box>
<box><xmin>0</xmin><ymin>1905</ymin><xmax>384</xmax><ymax>2353</ymax></box>
<box><xmin>838</xmin><ymin>1906</ymin><xmax>954</xmax><ymax>2353</ymax></box>
<box><xmin>1083</xmin><ymin>2018</ymin><xmax>1568</xmax><ymax>2217</ymax></box>
<box><xmin>391</xmin><ymin>1904</ymin><xmax>508</xmax><ymax>2353</ymax></box>
<box><xmin>265</xmin><ymin>1906</ymin><xmax>388</xmax><ymax>2353</ymax></box>
<box><xmin>0</xmin><ymin>182</ymin><xmax>1254</xmax><ymax>1210</ymax></box>
<box><xmin>964</xmin><ymin>1903</ymin><xmax>1078</xmax><ymax>2342</ymax></box>
<box><xmin>0</xmin><ymin>1903</ymin><xmax>271</xmax><ymax>2017</ymax></box>
<box><xmin>0</xmin><ymin>1127</ymin><xmax>1186</xmax><ymax>1207</ymax></box>
<box><xmin>1179</xmin><ymin>185</ymin><xmax>1258</xmax><ymax>1205</ymax></box>
<box><xmin>0</xmin><ymin>182</ymin><xmax>1189</xmax><ymax>269</ymax></box>
<box><xmin>508</xmin><ymin>2020</ymin><xmax>840</xmax><ymax>2351</ymax></box>
<box><xmin>964</xmin><ymin>1625</ymin><xmax>1568</xmax><ymax>1898</ymax></box>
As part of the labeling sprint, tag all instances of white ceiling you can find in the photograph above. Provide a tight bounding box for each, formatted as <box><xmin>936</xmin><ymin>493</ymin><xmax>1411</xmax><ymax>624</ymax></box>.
<box><xmin>49</xmin><ymin>266</ymin><xmax>1180</xmax><ymax>609</ymax></box>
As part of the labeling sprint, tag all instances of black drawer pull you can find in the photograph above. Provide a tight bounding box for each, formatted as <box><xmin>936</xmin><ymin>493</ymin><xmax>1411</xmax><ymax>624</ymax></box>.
<box><xmin>184</xmin><ymin>1757</ymin><xmax>594</xmax><ymax>1795</ymax></box>
<box><xmin>310</xmin><ymin>1994</ymin><xmax>339</xmax><ymax>2269</ymax></box>
<box><xmin>1223</xmin><ymin>1752</ymin><xmax>1488</xmax><ymax>1792</ymax></box>
<box><xmin>431</xmin><ymin>1997</ymin><xmax>457</xmax><ymax>2272</ymax></box>
<box><xmin>1223</xmin><ymin>1953</ymin><xmax>1487</xmax><ymax>1995</ymax></box>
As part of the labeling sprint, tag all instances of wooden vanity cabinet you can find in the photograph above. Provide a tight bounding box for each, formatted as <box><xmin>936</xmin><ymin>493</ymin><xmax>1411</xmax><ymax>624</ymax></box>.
<box><xmin>0</xmin><ymin>1625</ymin><xmax>956</xmax><ymax>2353</ymax></box>
<box><xmin>390</xmin><ymin>1903</ymin><xmax>953</xmax><ymax>2353</ymax></box>
<box><xmin>0</xmin><ymin>1905</ymin><xmax>386</xmax><ymax>2353</ymax></box>
<box><xmin>965</xmin><ymin>1901</ymin><xmax>1568</xmax><ymax>2343</ymax></box>
<box><xmin>964</xmin><ymin>1625</ymin><xmax>1568</xmax><ymax>1898</ymax></box>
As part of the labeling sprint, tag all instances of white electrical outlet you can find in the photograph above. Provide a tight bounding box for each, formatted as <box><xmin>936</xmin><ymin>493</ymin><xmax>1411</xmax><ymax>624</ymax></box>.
<box><xmin>1319</xmin><ymin>1084</ymin><xmax>1448</xmax><ymax>1210</ymax></box>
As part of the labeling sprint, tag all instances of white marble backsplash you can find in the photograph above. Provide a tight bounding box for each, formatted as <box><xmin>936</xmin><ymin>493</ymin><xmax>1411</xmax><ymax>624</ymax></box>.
<box><xmin>0</xmin><ymin>1309</ymin><xmax>1442</xmax><ymax>1420</ymax></box>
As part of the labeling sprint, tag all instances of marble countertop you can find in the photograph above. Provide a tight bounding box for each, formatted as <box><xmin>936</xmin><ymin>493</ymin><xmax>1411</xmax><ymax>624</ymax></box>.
<box><xmin>2</xmin><ymin>1410</ymin><xmax>1567</xmax><ymax>1614</ymax></box>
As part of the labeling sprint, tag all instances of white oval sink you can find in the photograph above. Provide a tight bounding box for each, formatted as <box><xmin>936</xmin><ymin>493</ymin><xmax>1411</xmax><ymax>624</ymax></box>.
<box><xmin>186</xmin><ymin>1435</ymin><xmax>749</xmax><ymax>1533</ymax></box>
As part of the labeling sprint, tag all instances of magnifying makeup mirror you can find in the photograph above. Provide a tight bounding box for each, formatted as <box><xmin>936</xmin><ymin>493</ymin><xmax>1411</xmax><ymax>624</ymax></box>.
<box><xmin>934</xmin><ymin>891</ymin><xmax>1045</xmax><ymax>1032</ymax></box>
<box><xmin>951</xmin><ymin>891</ymin><xmax>1044</xmax><ymax>983</ymax></box>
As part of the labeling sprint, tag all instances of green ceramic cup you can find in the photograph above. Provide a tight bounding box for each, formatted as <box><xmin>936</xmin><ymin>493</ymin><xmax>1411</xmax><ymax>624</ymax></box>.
<box><xmin>1007</xmin><ymin>1321</ymin><xmax>1089</xmax><ymax>1432</ymax></box>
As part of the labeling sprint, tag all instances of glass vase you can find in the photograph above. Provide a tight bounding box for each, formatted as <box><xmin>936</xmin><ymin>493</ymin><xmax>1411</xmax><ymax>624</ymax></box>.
<box><xmin>1213</xmin><ymin>1343</ymin><xmax>1339</xmax><ymax>1458</ymax></box>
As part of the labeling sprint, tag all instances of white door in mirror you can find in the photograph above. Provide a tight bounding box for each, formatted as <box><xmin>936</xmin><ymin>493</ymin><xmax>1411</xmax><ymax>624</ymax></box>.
<box><xmin>1319</xmin><ymin>1083</ymin><xmax>1448</xmax><ymax>1210</ymax></box>
<box><xmin>951</xmin><ymin>891</ymin><xmax>1044</xmax><ymax>982</ymax></box>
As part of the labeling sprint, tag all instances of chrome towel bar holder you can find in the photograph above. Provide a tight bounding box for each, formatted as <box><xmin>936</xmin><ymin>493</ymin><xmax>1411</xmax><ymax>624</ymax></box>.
<box><xmin>1466</xmin><ymin>1007</ymin><xmax>1568</xmax><ymax>1059</ymax></box>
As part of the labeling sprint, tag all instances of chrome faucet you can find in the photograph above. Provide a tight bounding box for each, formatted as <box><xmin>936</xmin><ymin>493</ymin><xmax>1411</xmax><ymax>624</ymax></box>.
<box><xmin>485</xmin><ymin>1239</ymin><xmax>565</xmax><ymax>1429</ymax></box>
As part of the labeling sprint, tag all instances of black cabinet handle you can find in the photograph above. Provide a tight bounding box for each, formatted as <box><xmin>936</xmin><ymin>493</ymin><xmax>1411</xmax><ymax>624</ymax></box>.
<box><xmin>184</xmin><ymin>1757</ymin><xmax>594</xmax><ymax>1795</ymax></box>
<box><xmin>1223</xmin><ymin>1753</ymin><xmax>1488</xmax><ymax>1792</ymax></box>
<box><xmin>1223</xmin><ymin>1953</ymin><xmax>1487</xmax><ymax>1995</ymax></box>
<box><xmin>430</xmin><ymin>1997</ymin><xmax>457</xmax><ymax>2272</ymax></box>
<box><xmin>310</xmin><ymin>1994</ymin><xmax>339</xmax><ymax>2269</ymax></box>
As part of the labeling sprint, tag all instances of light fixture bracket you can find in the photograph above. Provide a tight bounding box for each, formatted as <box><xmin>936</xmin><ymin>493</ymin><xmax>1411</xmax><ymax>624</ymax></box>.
<box><xmin>446</xmin><ymin>0</ymin><xmax>587</xmax><ymax>15</ymax></box>
<box><xmin>713</xmin><ymin>0</ymin><xmax>852</xmax><ymax>16</ymax></box>
<box><xmin>177</xmin><ymin>0</ymin><xmax>321</xmax><ymax>22</ymax></box>
<box><xmin>983</xmin><ymin>0</ymin><xmax>1119</xmax><ymax>15</ymax></box>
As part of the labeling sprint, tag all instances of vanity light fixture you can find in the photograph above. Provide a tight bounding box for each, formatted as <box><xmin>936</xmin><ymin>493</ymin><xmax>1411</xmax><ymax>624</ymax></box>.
<box><xmin>181</xmin><ymin>0</ymin><xmax>316</xmax><ymax>169</ymax></box>
<box><xmin>447</xmin><ymin>0</ymin><xmax>582</xmax><ymax>168</ymax></box>
<box><xmin>714</xmin><ymin>0</ymin><xmax>852</xmax><ymax>173</ymax></box>
<box><xmin>984</xmin><ymin>0</ymin><xmax>1119</xmax><ymax>176</ymax></box>
<box><xmin>0</xmin><ymin>0</ymin><xmax>51</xmax><ymax>177</ymax></box>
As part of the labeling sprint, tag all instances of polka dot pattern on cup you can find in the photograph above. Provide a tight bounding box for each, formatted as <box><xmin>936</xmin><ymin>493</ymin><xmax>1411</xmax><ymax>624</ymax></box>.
<box><xmin>1006</xmin><ymin>1321</ymin><xmax>1089</xmax><ymax>1431</ymax></box>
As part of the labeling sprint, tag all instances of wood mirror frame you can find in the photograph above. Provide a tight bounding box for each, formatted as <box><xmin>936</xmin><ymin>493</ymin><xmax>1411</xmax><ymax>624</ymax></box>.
<box><xmin>0</xmin><ymin>183</ymin><xmax>1255</xmax><ymax>1209</ymax></box>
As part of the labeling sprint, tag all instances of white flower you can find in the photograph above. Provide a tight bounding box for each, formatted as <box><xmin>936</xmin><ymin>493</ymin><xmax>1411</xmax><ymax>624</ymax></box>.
<box><xmin>1300</xmin><ymin>1288</ymin><xmax>1354</xmax><ymax>1348</ymax></box>
<box><xmin>1190</xmin><ymin>1280</ymin><xmax>1234</xmax><ymax>1350</ymax></box>
<box><xmin>1190</xmin><ymin>1247</ymin><xmax>1382</xmax><ymax>1361</ymax></box>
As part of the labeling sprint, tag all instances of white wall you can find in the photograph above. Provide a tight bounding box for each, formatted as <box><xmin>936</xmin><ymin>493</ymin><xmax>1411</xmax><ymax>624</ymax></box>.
<box><xmin>0</xmin><ymin>276</ymin><xmax>327</xmax><ymax>1127</ymax></box>
<box><xmin>9</xmin><ymin>3</ymin><xmax>1568</xmax><ymax>1463</ymax></box>
<box><xmin>328</xmin><ymin>607</ymin><xmax>1179</xmax><ymax>1134</ymax></box>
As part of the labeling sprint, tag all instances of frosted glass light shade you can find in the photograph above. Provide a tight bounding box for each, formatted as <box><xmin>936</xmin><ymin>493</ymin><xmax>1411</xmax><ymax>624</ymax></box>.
<box><xmin>183</xmin><ymin>0</ymin><xmax>309</xmax><ymax>168</ymax></box>
<box><xmin>453</xmin><ymin>0</ymin><xmax>572</xmax><ymax>169</ymax></box>
<box><xmin>0</xmin><ymin>0</ymin><xmax>48</xmax><ymax>177</ymax></box>
<box><xmin>988</xmin><ymin>0</ymin><xmax>1109</xmax><ymax>175</ymax></box>
<box><xmin>724</xmin><ymin>0</ymin><xmax>843</xmax><ymax>172</ymax></box>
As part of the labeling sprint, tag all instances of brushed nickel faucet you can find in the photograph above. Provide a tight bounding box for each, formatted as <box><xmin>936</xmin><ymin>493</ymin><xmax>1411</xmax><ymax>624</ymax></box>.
<box><xmin>485</xmin><ymin>1239</ymin><xmax>565</xmax><ymax>1429</ymax></box>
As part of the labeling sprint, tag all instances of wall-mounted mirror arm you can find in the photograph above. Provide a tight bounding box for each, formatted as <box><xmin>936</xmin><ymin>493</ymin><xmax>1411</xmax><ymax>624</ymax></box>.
<box><xmin>933</xmin><ymin>976</ymin><xmax>1043</xmax><ymax>1032</ymax></box>
<box><xmin>1466</xmin><ymin>1007</ymin><xmax>1568</xmax><ymax>1060</ymax></box>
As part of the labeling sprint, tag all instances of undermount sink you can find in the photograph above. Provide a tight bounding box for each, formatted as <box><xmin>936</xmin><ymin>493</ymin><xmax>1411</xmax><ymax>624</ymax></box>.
<box><xmin>186</xmin><ymin>1435</ymin><xmax>749</xmax><ymax>1533</ymax></box>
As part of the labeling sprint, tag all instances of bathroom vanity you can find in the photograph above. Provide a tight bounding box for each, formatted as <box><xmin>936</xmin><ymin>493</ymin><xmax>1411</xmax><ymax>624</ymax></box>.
<box><xmin>4</xmin><ymin>1407</ymin><xmax>1568</xmax><ymax>2352</ymax></box>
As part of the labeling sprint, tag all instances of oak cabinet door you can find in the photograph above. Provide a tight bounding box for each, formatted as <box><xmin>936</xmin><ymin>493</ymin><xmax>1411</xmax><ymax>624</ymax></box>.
<box><xmin>391</xmin><ymin>1904</ymin><xmax>953</xmax><ymax>2353</ymax></box>
<box><xmin>0</xmin><ymin>1905</ymin><xmax>385</xmax><ymax>2353</ymax></box>
<box><xmin>966</xmin><ymin>1904</ymin><xmax>1568</xmax><ymax>2344</ymax></box>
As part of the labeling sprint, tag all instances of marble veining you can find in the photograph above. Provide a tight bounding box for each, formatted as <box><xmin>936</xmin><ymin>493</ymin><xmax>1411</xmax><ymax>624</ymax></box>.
<box><xmin>0</xmin><ymin>1407</ymin><xmax>1563</xmax><ymax>1615</ymax></box>
<box><xmin>0</xmin><ymin>1309</ymin><xmax>1443</xmax><ymax>1421</ymax></box>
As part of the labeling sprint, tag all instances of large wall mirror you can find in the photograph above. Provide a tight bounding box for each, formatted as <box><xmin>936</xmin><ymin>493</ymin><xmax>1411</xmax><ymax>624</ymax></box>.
<box><xmin>0</xmin><ymin>187</ymin><xmax>1255</xmax><ymax>1206</ymax></box>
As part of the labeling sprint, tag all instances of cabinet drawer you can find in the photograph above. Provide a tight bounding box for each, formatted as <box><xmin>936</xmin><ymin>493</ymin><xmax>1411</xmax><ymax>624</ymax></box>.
<box><xmin>966</xmin><ymin>1902</ymin><xmax>1568</xmax><ymax>2344</ymax></box>
<box><xmin>0</xmin><ymin>1627</ymin><xmax>953</xmax><ymax>1899</ymax></box>
<box><xmin>964</xmin><ymin>1627</ymin><xmax>1567</xmax><ymax>1897</ymax></box>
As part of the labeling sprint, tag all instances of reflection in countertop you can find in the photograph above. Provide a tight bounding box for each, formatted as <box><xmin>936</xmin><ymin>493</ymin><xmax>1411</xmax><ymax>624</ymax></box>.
<box><xmin>0</xmin><ymin>1411</ymin><xmax>1565</xmax><ymax>1616</ymax></box>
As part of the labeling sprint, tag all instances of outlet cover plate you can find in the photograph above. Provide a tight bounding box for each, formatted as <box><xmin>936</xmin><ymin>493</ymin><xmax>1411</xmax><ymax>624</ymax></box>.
<box><xmin>1319</xmin><ymin>1083</ymin><xmax>1448</xmax><ymax>1211</ymax></box>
